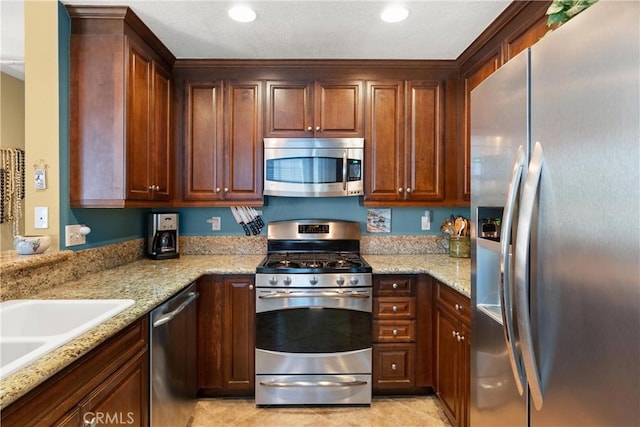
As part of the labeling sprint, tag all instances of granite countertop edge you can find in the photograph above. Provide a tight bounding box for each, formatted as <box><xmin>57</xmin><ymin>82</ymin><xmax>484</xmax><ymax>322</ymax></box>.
<box><xmin>0</xmin><ymin>253</ymin><xmax>470</xmax><ymax>409</ymax></box>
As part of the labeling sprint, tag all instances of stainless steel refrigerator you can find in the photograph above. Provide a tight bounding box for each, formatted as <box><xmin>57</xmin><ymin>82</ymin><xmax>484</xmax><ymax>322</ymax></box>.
<box><xmin>470</xmin><ymin>2</ymin><xmax>639</xmax><ymax>426</ymax></box>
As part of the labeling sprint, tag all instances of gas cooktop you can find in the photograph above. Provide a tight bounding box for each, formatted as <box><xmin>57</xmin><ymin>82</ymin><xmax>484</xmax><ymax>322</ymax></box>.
<box><xmin>257</xmin><ymin>252</ymin><xmax>371</xmax><ymax>274</ymax></box>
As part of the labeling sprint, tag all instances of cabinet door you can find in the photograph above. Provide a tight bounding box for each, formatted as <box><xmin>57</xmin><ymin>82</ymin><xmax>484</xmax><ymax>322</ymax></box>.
<box><xmin>126</xmin><ymin>40</ymin><xmax>154</xmax><ymax>201</ymax></box>
<box><xmin>265</xmin><ymin>81</ymin><xmax>313</xmax><ymax>137</ymax></box>
<box><xmin>314</xmin><ymin>80</ymin><xmax>363</xmax><ymax>137</ymax></box>
<box><xmin>79</xmin><ymin>350</ymin><xmax>149</xmax><ymax>427</ymax></box>
<box><xmin>460</xmin><ymin>322</ymin><xmax>471</xmax><ymax>427</ymax></box>
<box><xmin>436</xmin><ymin>307</ymin><xmax>460</xmax><ymax>425</ymax></box>
<box><xmin>405</xmin><ymin>80</ymin><xmax>445</xmax><ymax>201</ymax></box>
<box><xmin>197</xmin><ymin>276</ymin><xmax>255</xmax><ymax>395</ymax></box>
<box><xmin>150</xmin><ymin>63</ymin><xmax>172</xmax><ymax>201</ymax></box>
<box><xmin>197</xmin><ymin>276</ymin><xmax>224</xmax><ymax>390</ymax></box>
<box><xmin>364</xmin><ymin>80</ymin><xmax>404</xmax><ymax>202</ymax></box>
<box><xmin>373</xmin><ymin>343</ymin><xmax>415</xmax><ymax>391</ymax></box>
<box><xmin>224</xmin><ymin>81</ymin><xmax>263</xmax><ymax>202</ymax></box>
<box><xmin>183</xmin><ymin>81</ymin><xmax>225</xmax><ymax>201</ymax></box>
<box><xmin>222</xmin><ymin>277</ymin><xmax>256</xmax><ymax>391</ymax></box>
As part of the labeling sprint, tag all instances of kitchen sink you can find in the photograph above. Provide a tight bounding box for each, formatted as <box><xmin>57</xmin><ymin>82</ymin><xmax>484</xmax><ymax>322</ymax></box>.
<box><xmin>0</xmin><ymin>299</ymin><xmax>135</xmax><ymax>380</ymax></box>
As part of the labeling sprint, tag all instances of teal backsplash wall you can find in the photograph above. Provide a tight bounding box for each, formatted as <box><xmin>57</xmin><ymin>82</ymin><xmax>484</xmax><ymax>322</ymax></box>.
<box><xmin>57</xmin><ymin>2</ymin><xmax>469</xmax><ymax>249</ymax></box>
<box><xmin>172</xmin><ymin>199</ymin><xmax>469</xmax><ymax>236</ymax></box>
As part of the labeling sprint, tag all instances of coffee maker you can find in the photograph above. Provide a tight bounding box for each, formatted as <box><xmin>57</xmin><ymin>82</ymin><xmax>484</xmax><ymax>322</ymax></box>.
<box><xmin>148</xmin><ymin>213</ymin><xmax>179</xmax><ymax>259</ymax></box>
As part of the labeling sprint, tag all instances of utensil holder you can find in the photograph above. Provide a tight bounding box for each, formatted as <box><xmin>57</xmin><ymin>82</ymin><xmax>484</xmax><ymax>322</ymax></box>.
<box><xmin>449</xmin><ymin>236</ymin><xmax>470</xmax><ymax>258</ymax></box>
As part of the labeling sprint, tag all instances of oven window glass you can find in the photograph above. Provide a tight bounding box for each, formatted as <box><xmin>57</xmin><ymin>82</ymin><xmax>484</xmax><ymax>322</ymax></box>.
<box><xmin>256</xmin><ymin>308</ymin><xmax>372</xmax><ymax>353</ymax></box>
<box><xmin>266</xmin><ymin>157</ymin><xmax>351</xmax><ymax>184</ymax></box>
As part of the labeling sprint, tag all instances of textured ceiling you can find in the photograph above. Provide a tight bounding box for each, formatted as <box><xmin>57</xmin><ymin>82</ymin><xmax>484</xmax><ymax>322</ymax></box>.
<box><xmin>2</xmin><ymin>1</ymin><xmax>512</xmax><ymax>80</ymax></box>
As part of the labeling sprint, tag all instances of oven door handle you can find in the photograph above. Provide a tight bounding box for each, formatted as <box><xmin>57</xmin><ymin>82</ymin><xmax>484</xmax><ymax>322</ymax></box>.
<box><xmin>258</xmin><ymin>292</ymin><xmax>370</xmax><ymax>299</ymax></box>
<box><xmin>259</xmin><ymin>380</ymin><xmax>368</xmax><ymax>388</ymax></box>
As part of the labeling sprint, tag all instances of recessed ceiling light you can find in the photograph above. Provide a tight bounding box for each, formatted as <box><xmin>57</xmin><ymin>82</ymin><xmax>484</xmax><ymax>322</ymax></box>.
<box><xmin>381</xmin><ymin>6</ymin><xmax>409</xmax><ymax>23</ymax></box>
<box><xmin>228</xmin><ymin>5</ymin><xmax>256</xmax><ymax>23</ymax></box>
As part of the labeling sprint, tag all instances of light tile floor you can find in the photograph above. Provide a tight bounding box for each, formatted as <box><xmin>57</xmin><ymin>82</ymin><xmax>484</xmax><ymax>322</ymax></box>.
<box><xmin>191</xmin><ymin>396</ymin><xmax>452</xmax><ymax>427</ymax></box>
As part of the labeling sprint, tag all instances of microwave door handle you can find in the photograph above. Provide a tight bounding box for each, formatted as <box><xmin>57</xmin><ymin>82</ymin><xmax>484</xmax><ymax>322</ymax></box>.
<box><xmin>342</xmin><ymin>150</ymin><xmax>348</xmax><ymax>192</ymax></box>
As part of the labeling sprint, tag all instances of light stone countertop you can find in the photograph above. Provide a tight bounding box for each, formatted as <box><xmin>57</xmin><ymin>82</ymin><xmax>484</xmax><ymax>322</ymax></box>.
<box><xmin>0</xmin><ymin>253</ymin><xmax>469</xmax><ymax>410</ymax></box>
<box><xmin>363</xmin><ymin>254</ymin><xmax>471</xmax><ymax>297</ymax></box>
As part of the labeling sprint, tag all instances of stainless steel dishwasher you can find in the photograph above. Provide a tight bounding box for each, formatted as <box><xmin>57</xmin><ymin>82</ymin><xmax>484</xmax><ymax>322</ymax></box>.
<box><xmin>150</xmin><ymin>283</ymin><xmax>199</xmax><ymax>427</ymax></box>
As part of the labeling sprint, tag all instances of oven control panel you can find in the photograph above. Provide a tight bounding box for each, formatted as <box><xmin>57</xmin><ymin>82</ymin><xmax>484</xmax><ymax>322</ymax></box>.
<box><xmin>256</xmin><ymin>273</ymin><xmax>372</xmax><ymax>288</ymax></box>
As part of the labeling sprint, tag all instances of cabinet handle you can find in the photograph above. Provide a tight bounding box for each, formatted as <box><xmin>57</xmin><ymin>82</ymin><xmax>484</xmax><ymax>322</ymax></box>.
<box><xmin>392</xmin><ymin>305</ymin><xmax>398</xmax><ymax>312</ymax></box>
<box><xmin>457</xmin><ymin>334</ymin><xmax>465</xmax><ymax>342</ymax></box>
<box><xmin>224</xmin><ymin>187</ymin><xmax>229</xmax><ymax>193</ymax></box>
<box><xmin>392</xmin><ymin>283</ymin><xmax>398</xmax><ymax>289</ymax></box>
<box><xmin>406</xmin><ymin>187</ymin><xmax>412</xmax><ymax>193</ymax></box>
<box><xmin>307</xmin><ymin>126</ymin><xmax>313</xmax><ymax>132</ymax></box>
<box><xmin>391</xmin><ymin>363</ymin><xmax>397</xmax><ymax>371</ymax></box>
<box><xmin>392</xmin><ymin>329</ymin><xmax>398</xmax><ymax>336</ymax></box>
<box><xmin>455</xmin><ymin>303</ymin><xmax>463</xmax><ymax>312</ymax></box>
<box><xmin>398</xmin><ymin>188</ymin><xmax>403</xmax><ymax>193</ymax></box>
<box><xmin>148</xmin><ymin>185</ymin><xmax>154</xmax><ymax>191</ymax></box>
<box><xmin>452</xmin><ymin>330</ymin><xmax>458</xmax><ymax>338</ymax></box>
<box><xmin>249</xmin><ymin>284</ymin><xmax>254</xmax><ymax>290</ymax></box>
<box><xmin>315</xmin><ymin>126</ymin><xmax>320</xmax><ymax>131</ymax></box>
<box><xmin>215</xmin><ymin>187</ymin><xmax>221</xmax><ymax>193</ymax></box>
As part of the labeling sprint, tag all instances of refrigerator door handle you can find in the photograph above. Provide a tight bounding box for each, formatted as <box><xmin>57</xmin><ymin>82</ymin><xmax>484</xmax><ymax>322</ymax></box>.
<box><xmin>500</xmin><ymin>144</ymin><xmax>526</xmax><ymax>396</ymax></box>
<box><xmin>515</xmin><ymin>141</ymin><xmax>545</xmax><ymax>410</ymax></box>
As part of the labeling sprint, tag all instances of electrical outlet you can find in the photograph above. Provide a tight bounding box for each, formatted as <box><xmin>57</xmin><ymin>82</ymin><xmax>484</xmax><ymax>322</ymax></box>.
<box><xmin>207</xmin><ymin>217</ymin><xmax>221</xmax><ymax>231</ymax></box>
<box><xmin>35</xmin><ymin>206</ymin><xmax>48</xmax><ymax>229</ymax></box>
<box><xmin>65</xmin><ymin>225</ymin><xmax>86</xmax><ymax>247</ymax></box>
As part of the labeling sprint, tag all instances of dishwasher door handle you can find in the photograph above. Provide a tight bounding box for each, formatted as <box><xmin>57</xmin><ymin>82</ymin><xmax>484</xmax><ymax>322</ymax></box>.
<box><xmin>153</xmin><ymin>291</ymin><xmax>199</xmax><ymax>328</ymax></box>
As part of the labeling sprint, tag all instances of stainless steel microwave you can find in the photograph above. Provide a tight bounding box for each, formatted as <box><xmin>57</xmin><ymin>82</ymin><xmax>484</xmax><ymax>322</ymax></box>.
<box><xmin>264</xmin><ymin>138</ymin><xmax>364</xmax><ymax>197</ymax></box>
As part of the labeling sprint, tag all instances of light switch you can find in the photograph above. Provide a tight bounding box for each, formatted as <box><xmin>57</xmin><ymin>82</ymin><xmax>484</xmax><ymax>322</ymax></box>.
<box><xmin>35</xmin><ymin>206</ymin><xmax>48</xmax><ymax>229</ymax></box>
<box><xmin>421</xmin><ymin>210</ymin><xmax>431</xmax><ymax>231</ymax></box>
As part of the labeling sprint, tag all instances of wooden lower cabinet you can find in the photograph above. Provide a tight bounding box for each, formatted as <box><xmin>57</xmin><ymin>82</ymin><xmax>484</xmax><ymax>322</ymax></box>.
<box><xmin>435</xmin><ymin>280</ymin><xmax>471</xmax><ymax>427</ymax></box>
<box><xmin>197</xmin><ymin>275</ymin><xmax>255</xmax><ymax>396</ymax></box>
<box><xmin>1</xmin><ymin>318</ymin><xmax>149</xmax><ymax>427</ymax></box>
<box><xmin>372</xmin><ymin>274</ymin><xmax>433</xmax><ymax>394</ymax></box>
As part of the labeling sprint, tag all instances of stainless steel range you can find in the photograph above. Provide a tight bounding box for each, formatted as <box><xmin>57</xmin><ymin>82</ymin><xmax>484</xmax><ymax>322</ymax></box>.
<box><xmin>255</xmin><ymin>219</ymin><xmax>372</xmax><ymax>406</ymax></box>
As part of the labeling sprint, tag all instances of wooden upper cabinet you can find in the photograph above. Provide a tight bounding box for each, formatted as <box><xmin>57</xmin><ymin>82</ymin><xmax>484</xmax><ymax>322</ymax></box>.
<box><xmin>364</xmin><ymin>80</ymin><xmax>404</xmax><ymax>202</ymax></box>
<box><xmin>68</xmin><ymin>6</ymin><xmax>175</xmax><ymax>207</ymax></box>
<box><xmin>365</xmin><ymin>80</ymin><xmax>445</xmax><ymax>205</ymax></box>
<box><xmin>224</xmin><ymin>81</ymin><xmax>263</xmax><ymax>202</ymax></box>
<box><xmin>126</xmin><ymin>41</ymin><xmax>172</xmax><ymax>202</ymax></box>
<box><xmin>405</xmin><ymin>80</ymin><xmax>445</xmax><ymax>201</ymax></box>
<box><xmin>182</xmin><ymin>80</ymin><xmax>263</xmax><ymax>205</ymax></box>
<box><xmin>265</xmin><ymin>80</ymin><xmax>363</xmax><ymax>137</ymax></box>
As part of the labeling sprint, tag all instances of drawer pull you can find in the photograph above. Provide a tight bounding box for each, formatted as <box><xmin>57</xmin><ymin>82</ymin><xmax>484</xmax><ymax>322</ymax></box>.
<box><xmin>392</xmin><ymin>329</ymin><xmax>398</xmax><ymax>336</ymax></box>
<box><xmin>455</xmin><ymin>303</ymin><xmax>463</xmax><ymax>311</ymax></box>
<box><xmin>391</xmin><ymin>363</ymin><xmax>397</xmax><ymax>371</ymax></box>
<box><xmin>392</xmin><ymin>283</ymin><xmax>398</xmax><ymax>289</ymax></box>
<box><xmin>392</xmin><ymin>305</ymin><xmax>398</xmax><ymax>312</ymax></box>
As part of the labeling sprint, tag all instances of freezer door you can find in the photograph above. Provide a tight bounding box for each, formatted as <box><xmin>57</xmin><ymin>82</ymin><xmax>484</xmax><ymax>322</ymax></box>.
<box><xmin>527</xmin><ymin>2</ymin><xmax>640</xmax><ymax>426</ymax></box>
<box><xmin>470</xmin><ymin>50</ymin><xmax>529</xmax><ymax>425</ymax></box>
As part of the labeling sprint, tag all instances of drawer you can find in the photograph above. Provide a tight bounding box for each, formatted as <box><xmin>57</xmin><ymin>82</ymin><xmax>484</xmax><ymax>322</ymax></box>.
<box><xmin>373</xmin><ymin>320</ymin><xmax>416</xmax><ymax>342</ymax></box>
<box><xmin>374</xmin><ymin>276</ymin><xmax>415</xmax><ymax>296</ymax></box>
<box><xmin>374</xmin><ymin>297</ymin><xmax>416</xmax><ymax>319</ymax></box>
<box><xmin>372</xmin><ymin>343</ymin><xmax>415</xmax><ymax>390</ymax></box>
<box><xmin>436</xmin><ymin>283</ymin><xmax>470</xmax><ymax>322</ymax></box>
